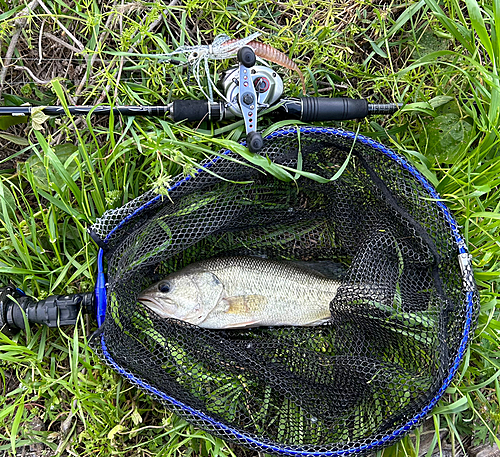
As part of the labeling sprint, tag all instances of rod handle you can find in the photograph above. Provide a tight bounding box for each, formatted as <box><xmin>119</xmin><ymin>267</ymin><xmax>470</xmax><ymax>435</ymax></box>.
<box><xmin>278</xmin><ymin>97</ymin><xmax>401</xmax><ymax>121</ymax></box>
<box><xmin>300</xmin><ymin>97</ymin><xmax>369</xmax><ymax>121</ymax></box>
<box><xmin>169</xmin><ymin>100</ymin><xmax>224</xmax><ymax>122</ymax></box>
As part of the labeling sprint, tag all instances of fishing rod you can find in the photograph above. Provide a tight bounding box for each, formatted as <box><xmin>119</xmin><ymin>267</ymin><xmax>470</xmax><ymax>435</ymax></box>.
<box><xmin>1</xmin><ymin>46</ymin><xmax>401</xmax><ymax>152</ymax></box>
<box><xmin>0</xmin><ymin>99</ymin><xmax>400</xmax><ymax>122</ymax></box>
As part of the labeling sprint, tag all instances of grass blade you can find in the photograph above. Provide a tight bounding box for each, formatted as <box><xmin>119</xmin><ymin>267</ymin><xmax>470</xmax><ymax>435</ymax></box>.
<box><xmin>464</xmin><ymin>0</ymin><xmax>494</xmax><ymax>62</ymax></box>
<box><xmin>10</xmin><ymin>398</ymin><xmax>24</xmax><ymax>454</ymax></box>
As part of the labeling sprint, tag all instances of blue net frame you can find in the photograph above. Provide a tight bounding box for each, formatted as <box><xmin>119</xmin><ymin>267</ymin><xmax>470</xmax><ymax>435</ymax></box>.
<box><xmin>90</xmin><ymin>127</ymin><xmax>478</xmax><ymax>456</ymax></box>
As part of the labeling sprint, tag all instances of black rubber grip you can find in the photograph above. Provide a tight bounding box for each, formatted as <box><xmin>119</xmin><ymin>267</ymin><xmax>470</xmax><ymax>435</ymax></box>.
<box><xmin>300</xmin><ymin>97</ymin><xmax>369</xmax><ymax>122</ymax></box>
<box><xmin>171</xmin><ymin>100</ymin><xmax>211</xmax><ymax>122</ymax></box>
<box><xmin>0</xmin><ymin>291</ymin><xmax>94</xmax><ymax>330</ymax></box>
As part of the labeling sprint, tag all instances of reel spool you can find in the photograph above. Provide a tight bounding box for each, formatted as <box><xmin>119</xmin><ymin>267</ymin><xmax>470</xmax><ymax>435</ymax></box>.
<box><xmin>220</xmin><ymin>64</ymin><xmax>284</xmax><ymax>118</ymax></box>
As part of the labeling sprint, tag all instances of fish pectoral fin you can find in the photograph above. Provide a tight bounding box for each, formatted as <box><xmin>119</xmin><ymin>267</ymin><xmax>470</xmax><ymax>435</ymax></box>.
<box><xmin>224</xmin><ymin>295</ymin><xmax>266</xmax><ymax>314</ymax></box>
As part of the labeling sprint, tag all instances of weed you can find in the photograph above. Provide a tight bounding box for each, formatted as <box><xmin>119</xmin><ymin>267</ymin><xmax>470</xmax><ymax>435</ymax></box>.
<box><xmin>0</xmin><ymin>0</ymin><xmax>499</xmax><ymax>456</ymax></box>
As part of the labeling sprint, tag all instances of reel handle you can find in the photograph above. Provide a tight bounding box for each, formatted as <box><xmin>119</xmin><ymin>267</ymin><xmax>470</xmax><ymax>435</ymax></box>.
<box><xmin>237</xmin><ymin>46</ymin><xmax>264</xmax><ymax>153</ymax></box>
<box><xmin>237</xmin><ymin>46</ymin><xmax>257</xmax><ymax>68</ymax></box>
<box><xmin>0</xmin><ymin>286</ymin><xmax>94</xmax><ymax>334</ymax></box>
<box><xmin>246</xmin><ymin>131</ymin><xmax>264</xmax><ymax>153</ymax></box>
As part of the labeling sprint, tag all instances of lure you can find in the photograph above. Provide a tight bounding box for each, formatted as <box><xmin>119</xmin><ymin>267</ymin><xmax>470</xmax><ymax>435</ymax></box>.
<box><xmin>161</xmin><ymin>32</ymin><xmax>305</xmax><ymax>101</ymax></box>
<box><xmin>224</xmin><ymin>39</ymin><xmax>306</xmax><ymax>94</ymax></box>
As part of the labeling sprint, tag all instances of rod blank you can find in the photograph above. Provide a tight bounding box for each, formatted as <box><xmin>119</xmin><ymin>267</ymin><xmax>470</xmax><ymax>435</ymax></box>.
<box><xmin>0</xmin><ymin>105</ymin><xmax>170</xmax><ymax>117</ymax></box>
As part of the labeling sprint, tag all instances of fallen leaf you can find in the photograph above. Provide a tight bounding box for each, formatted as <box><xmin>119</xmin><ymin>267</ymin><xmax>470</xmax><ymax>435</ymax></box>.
<box><xmin>31</xmin><ymin>106</ymin><xmax>50</xmax><ymax>131</ymax></box>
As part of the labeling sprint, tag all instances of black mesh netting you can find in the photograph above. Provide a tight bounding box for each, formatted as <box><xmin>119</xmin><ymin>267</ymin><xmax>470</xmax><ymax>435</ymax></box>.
<box><xmin>89</xmin><ymin>128</ymin><xmax>478</xmax><ymax>455</ymax></box>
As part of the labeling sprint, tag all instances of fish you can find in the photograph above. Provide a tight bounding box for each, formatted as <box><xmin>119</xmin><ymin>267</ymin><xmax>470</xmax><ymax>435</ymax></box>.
<box><xmin>137</xmin><ymin>256</ymin><xmax>341</xmax><ymax>329</ymax></box>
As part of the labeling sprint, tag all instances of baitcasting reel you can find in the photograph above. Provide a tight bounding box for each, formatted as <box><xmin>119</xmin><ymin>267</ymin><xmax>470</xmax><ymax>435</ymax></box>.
<box><xmin>169</xmin><ymin>46</ymin><xmax>274</xmax><ymax>152</ymax></box>
<box><xmin>220</xmin><ymin>64</ymin><xmax>284</xmax><ymax>118</ymax></box>
<box><xmin>166</xmin><ymin>46</ymin><xmax>401</xmax><ymax>152</ymax></box>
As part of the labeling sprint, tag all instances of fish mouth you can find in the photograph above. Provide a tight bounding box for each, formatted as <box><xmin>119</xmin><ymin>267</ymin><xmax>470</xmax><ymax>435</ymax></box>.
<box><xmin>137</xmin><ymin>295</ymin><xmax>174</xmax><ymax>317</ymax></box>
<box><xmin>137</xmin><ymin>295</ymin><xmax>158</xmax><ymax>305</ymax></box>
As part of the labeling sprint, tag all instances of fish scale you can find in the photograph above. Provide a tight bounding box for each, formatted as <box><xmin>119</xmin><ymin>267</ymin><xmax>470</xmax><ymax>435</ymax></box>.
<box><xmin>138</xmin><ymin>256</ymin><xmax>341</xmax><ymax>328</ymax></box>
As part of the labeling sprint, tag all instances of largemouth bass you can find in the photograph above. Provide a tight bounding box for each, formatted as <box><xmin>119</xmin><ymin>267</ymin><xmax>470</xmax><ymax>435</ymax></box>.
<box><xmin>138</xmin><ymin>256</ymin><xmax>340</xmax><ymax>329</ymax></box>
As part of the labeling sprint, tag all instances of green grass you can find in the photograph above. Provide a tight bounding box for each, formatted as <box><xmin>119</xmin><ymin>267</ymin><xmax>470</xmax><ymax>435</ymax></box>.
<box><xmin>0</xmin><ymin>0</ymin><xmax>499</xmax><ymax>455</ymax></box>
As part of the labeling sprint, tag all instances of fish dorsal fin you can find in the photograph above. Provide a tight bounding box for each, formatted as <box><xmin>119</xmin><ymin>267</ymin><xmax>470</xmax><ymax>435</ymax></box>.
<box><xmin>184</xmin><ymin>271</ymin><xmax>224</xmax><ymax>325</ymax></box>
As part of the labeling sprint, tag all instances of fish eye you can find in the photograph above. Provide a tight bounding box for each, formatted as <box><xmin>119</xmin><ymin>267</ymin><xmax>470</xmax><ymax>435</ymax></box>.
<box><xmin>158</xmin><ymin>282</ymin><xmax>171</xmax><ymax>293</ymax></box>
